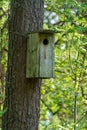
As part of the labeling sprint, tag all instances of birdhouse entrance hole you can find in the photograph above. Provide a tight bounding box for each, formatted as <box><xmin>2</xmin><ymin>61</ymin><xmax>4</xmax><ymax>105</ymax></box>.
<box><xmin>43</xmin><ymin>39</ymin><xmax>49</xmax><ymax>45</ymax></box>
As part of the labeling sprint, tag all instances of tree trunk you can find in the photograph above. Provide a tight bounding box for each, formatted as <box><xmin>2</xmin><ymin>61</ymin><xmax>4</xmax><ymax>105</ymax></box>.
<box><xmin>2</xmin><ymin>0</ymin><xmax>44</xmax><ymax>130</ymax></box>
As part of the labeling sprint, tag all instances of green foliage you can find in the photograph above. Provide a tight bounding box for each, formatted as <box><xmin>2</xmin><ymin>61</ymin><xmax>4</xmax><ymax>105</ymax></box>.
<box><xmin>40</xmin><ymin>0</ymin><xmax>87</xmax><ymax>130</ymax></box>
<box><xmin>0</xmin><ymin>0</ymin><xmax>9</xmax><ymax>128</ymax></box>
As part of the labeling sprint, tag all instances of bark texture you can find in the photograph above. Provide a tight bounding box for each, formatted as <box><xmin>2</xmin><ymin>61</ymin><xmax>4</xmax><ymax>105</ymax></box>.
<box><xmin>2</xmin><ymin>0</ymin><xmax>44</xmax><ymax>130</ymax></box>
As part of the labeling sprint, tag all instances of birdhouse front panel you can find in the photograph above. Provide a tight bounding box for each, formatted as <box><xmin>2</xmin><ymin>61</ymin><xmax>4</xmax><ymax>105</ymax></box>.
<box><xmin>39</xmin><ymin>33</ymin><xmax>54</xmax><ymax>78</ymax></box>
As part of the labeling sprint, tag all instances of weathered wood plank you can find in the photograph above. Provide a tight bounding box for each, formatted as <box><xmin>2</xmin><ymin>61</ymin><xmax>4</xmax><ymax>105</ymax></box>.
<box><xmin>26</xmin><ymin>33</ymin><xmax>39</xmax><ymax>78</ymax></box>
<box><xmin>39</xmin><ymin>33</ymin><xmax>54</xmax><ymax>78</ymax></box>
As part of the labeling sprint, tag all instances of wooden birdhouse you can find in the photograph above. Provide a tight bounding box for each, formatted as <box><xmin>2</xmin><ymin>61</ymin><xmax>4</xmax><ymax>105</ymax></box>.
<box><xmin>26</xmin><ymin>30</ymin><xmax>55</xmax><ymax>78</ymax></box>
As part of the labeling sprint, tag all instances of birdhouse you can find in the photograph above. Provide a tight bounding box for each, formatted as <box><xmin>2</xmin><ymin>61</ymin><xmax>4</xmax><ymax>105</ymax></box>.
<box><xmin>26</xmin><ymin>30</ymin><xmax>55</xmax><ymax>78</ymax></box>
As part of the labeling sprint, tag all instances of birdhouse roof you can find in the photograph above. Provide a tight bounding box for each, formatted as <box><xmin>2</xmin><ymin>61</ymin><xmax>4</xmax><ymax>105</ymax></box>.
<box><xmin>28</xmin><ymin>30</ymin><xmax>57</xmax><ymax>34</ymax></box>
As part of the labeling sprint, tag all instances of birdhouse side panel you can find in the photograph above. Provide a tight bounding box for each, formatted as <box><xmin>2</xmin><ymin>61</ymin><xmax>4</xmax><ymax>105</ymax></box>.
<box><xmin>26</xmin><ymin>33</ymin><xmax>39</xmax><ymax>78</ymax></box>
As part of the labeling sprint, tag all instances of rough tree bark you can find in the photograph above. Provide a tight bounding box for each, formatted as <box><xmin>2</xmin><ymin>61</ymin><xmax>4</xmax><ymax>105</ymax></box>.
<box><xmin>2</xmin><ymin>0</ymin><xmax>44</xmax><ymax>130</ymax></box>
